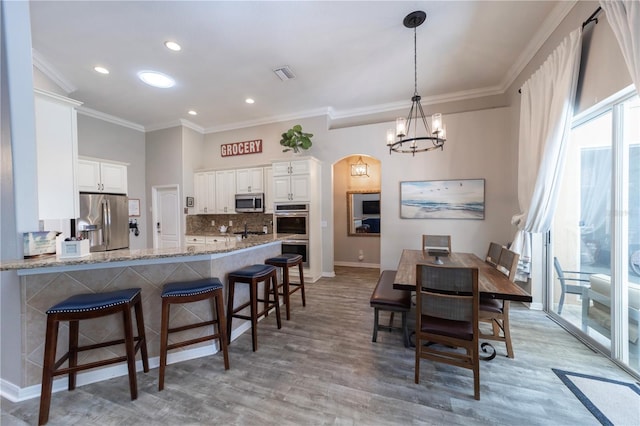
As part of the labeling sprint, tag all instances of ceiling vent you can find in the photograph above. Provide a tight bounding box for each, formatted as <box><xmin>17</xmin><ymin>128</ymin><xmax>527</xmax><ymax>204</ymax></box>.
<box><xmin>273</xmin><ymin>66</ymin><xmax>296</xmax><ymax>81</ymax></box>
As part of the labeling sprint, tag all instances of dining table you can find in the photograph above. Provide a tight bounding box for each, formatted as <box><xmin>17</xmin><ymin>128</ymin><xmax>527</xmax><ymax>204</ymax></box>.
<box><xmin>393</xmin><ymin>249</ymin><xmax>533</xmax><ymax>303</ymax></box>
<box><xmin>393</xmin><ymin>249</ymin><xmax>532</xmax><ymax>359</ymax></box>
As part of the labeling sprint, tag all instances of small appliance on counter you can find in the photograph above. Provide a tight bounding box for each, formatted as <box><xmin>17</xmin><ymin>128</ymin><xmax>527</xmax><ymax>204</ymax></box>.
<box><xmin>77</xmin><ymin>192</ymin><xmax>129</xmax><ymax>252</ymax></box>
<box><xmin>23</xmin><ymin>231</ymin><xmax>61</xmax><ymax>258</ymax></box>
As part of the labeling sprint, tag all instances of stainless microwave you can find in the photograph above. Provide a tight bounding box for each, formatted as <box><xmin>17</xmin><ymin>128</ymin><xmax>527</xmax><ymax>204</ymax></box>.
<box><xmin>235</xmin><ymin>193</ymin><xmax>264</xmax><ymax>213</ymax></box>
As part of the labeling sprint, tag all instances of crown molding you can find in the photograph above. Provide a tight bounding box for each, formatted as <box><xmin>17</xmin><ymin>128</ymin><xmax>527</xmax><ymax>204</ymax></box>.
<box><xmin>31</xmin><ymin>49</ymin><xmax>77</xmax><ymax>94</ymax></box>
<box><xmin>202</xmin><ymin>107</ymin><xmax>331</xmax><ymax>134</ymax></box>
<box><xmin>179</xmin><ymin>119</ymin><xmax>204</xmax><ymax>134</ymax></box>
<box><xmin>498</xmin><ymin>0</ymin><xmax>577</xmax><ymax>93</ymax></box>
<box><xmin>76</xmin><ymin>106</ymin><xmax>145</xmax><ymax>132</ymax></box>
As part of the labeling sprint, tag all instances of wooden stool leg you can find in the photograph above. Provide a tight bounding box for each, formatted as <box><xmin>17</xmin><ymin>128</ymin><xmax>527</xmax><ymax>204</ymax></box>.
<box><xmin>372</xmin><ymin>307</ymin><xmax>379</xmax><ymax>342</ymax></box>
<box><xmin>298</xmin><ymin>261</ymin><xmax>306</xmax><ymax>307</ymax></box>
<box><xmin>68</xmin><ymin>320</ymin><xmax>79</xmax><ymax>391</ymax></box>
<box><xmin>122</xmin><ymin>305</ymin><xmax>138</xmax><ymax>400</ymax></box>
<box><xmin>263</xmin><ymin>277</ymin><xmax>270</xmax><ymax>317</ymax></box>
<box><xmin>214</xmin><ymin>291</ymin><xmax>230</xmax><ymax>369</ymax></box>
<box><xmin>283</xmin><ymin>265</ymin><xmax>291</xmax><ymax>320</ymax></box>
<box><xmin>250</xmin><ymin>280</ymin><xmax>258</xmax><ymax>351</ymax></box>
<box><xmin>271</xmin><ymin>273</ymin><xmax>282</xmax><ymax>329</ymax></box>
<box><xmin>134</xmin><ymin>299</ymin><xmax>149</xmax><ymax>372</ymax></box>
<box><xmin>39</xmin><ymin>315</ymin><xmax>60</xmax><ymax>426</ymax></box>
<box><xmin>158</xmin><ymin>299</ymin><xmax>171</xmax><ymax>391</ymax></box>
<box><xmin>226</xmin><ymin>280</ymin><xmax>235</xmax><ymax>345</ymax></box>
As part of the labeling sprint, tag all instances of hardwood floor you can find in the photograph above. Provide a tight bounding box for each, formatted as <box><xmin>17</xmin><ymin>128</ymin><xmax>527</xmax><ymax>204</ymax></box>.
<box><xmin>2</xmin><ymin>266</ymin><xmax>637</xmax><ymax>425</ymax></box>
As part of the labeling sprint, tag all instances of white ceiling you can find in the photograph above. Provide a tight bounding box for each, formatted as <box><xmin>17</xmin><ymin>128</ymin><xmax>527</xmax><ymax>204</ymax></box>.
<box><xmin>28</xmin><ymin>1</ymin><xmax>573</xmax><ymax>133</ymax></box>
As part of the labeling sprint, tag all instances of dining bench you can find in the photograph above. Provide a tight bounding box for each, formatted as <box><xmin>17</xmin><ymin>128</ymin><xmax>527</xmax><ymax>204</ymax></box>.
<box><xmin>370</xmin><ymin>270</ymin><xmax>411</xmax><ymax>347</ymax></box>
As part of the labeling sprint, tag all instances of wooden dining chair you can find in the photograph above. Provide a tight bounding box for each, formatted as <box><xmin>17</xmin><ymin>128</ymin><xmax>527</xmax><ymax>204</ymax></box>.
<box><xmin>479</xmin><ymin>247</ymin><xmax>519</xmax><ymax>358</ymax></box>
<box><xmin>485</xmin><ymin>242</ymin><xmax>503</xmax><ymax>267</ymax></box>
<box><xmin>422</xmin><ymin>235</ymin><xmax>451</xmax><ymax>264</ymax></box>
<box><xmin>415</xmin><ymin>264</ymin><xmax>480</xmax><ymax>400</ymax></box>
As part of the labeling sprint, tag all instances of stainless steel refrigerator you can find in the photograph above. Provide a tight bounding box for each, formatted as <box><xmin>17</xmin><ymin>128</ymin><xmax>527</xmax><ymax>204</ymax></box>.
<box><xmin>78</xmin><ymin>193</ymin><xmax>129</xmax><ymax>252</ymax></box>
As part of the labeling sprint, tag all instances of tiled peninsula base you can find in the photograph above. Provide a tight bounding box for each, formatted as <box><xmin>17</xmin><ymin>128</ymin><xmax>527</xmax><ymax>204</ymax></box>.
<box><xmin>18</xmin><ymin>243</ymin><xmax>280</xmax><ymax>394</ymax></box>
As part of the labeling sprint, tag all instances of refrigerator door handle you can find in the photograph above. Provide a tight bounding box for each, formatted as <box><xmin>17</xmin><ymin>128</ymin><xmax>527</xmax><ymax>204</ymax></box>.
<box><xmin>103</xmin><ymin>199</ymin><xmax>110</xmax><ymax>247</ymax></box>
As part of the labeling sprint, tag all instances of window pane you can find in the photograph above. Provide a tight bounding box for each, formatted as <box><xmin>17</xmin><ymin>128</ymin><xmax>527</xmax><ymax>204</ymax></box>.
<box><xmin>552</xmin><ymin>111</ymin><xmax>612</xmax><ymax>350</ymax></box>
<box><xmin>623</xmin><ymin>96</ymin><xmax>639</xmax><ymax>372</ymax></box>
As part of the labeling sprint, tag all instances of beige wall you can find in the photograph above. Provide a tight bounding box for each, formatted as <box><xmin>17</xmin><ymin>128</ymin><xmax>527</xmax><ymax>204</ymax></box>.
<box><xmin>145</xmin><ymin>127</ymin><xmax>183</xmax><ymax>241</ymax></box>
<box><xmin>333</xmin><ymin>155</ymin><xmax>381</xmax><ymax>266</ymax></box>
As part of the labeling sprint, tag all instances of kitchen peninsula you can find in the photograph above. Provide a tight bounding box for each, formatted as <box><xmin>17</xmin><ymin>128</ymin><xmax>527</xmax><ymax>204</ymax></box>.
<box><xmin>0</xmin><ymin>235</ymin><xmax>284</xmax><ymax>398</ymax></box>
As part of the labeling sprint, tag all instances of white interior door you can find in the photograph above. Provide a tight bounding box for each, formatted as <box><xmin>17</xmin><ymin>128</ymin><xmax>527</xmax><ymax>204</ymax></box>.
<box><xmin>154</xmin><ymin>186</ymin><xmax>180</xmax><ymax>248</ymax></box>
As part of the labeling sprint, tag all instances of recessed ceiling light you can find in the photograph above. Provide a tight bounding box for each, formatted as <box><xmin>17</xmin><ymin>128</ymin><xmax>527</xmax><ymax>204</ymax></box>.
<box><xmin>188</xmin><ymin>110</ymin><xmax>197</xmax><ymax>116</ymax></box>
<box><xmin>245</xmin><ymin>98</ymin><xmax>255</xmax><ymax>104</ymax></box>
<box><xmin>94</xmin><ymin>66</ymin><xmax>109</xmax><ymax>74</ymax></box>
<box><xmin>164</xmin><ymin>41</ymin><xmax>181</xmax><ymax>51</ymax></box>
<box><xmin>137</xmin><ymin>71</ymin><xmax>175</xmax><ymax>88</ymax></box>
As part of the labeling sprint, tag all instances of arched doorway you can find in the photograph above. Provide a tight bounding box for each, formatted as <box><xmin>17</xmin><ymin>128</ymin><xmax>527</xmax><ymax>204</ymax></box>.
<box><xmin>332</xmin><ymin>155</ymin><xmax>381</xmax><ymax>268</ymax></box>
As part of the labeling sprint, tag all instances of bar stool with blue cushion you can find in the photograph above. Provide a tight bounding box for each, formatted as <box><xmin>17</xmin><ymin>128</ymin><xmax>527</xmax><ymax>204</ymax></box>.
<box><xmin>38</xmin><ymin>288</ymin><xmax>149</xmax><ymax>425</ymax></box>
<box><xmin>265</xmin><ymin>253</ymin><xmax>306</xmax><ymax>320</ymax></box>
<box><xmin>227</xmin><ymin>264</ymin><xmax>281</xmax><ymax>351</ymax></box>
<box><xmin>159</xmin><ymin>277</ymin><xmax>229</xmax><ymax>391</ymax></box>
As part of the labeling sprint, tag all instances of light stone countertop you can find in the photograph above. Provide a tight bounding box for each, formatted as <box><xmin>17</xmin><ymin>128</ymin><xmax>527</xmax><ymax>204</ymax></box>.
<box><xmin>0</xmin><ymin>234</ymin><xmax>294</xmax><ymax>271</ymax></box>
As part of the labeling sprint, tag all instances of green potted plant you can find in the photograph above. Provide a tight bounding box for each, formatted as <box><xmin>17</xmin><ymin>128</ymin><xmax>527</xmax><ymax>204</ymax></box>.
<box><xmin>280</xmin><ymin>124</ymin><xmax>313</xmax><ymax>153</ymax></box>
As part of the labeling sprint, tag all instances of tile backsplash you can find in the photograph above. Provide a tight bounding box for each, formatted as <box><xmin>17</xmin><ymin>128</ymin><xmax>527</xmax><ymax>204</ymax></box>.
<box><xmin>186</xmin><ymin>213</ymin><xmax>273</xmax><ymax>235</ymax></box>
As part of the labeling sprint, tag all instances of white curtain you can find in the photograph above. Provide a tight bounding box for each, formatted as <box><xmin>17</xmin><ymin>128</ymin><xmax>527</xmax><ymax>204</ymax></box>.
<box><xmin>600</xmin><ymin>0</ymin><xmax>640</xmax><ymax>93</ymax></box>
<box><xmin>511</xmin><ymin>28</ymin><xmax>583</xmax><ymax>279</ymax></box>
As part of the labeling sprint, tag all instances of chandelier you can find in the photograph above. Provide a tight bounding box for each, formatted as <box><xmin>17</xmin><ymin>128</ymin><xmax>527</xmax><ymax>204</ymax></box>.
<box><xmin>387</xmin><ymin>11</ymin><xmax>446</xmax><ymax>156</ymax></box>
<box><xmin>350</xmin><ymin>156</ymin><xmax>369</xmax><ymax>177</ymax></box>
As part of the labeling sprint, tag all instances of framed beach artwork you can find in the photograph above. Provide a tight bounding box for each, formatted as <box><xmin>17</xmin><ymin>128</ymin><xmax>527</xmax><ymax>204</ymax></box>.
<box><xmin>400</xmin><ymin>179</ymin><xmax>485</xmax><ymax>219</ymax></box>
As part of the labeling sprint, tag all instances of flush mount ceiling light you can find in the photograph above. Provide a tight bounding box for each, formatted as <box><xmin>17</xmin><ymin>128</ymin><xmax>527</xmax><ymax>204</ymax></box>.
<box><xmin>386</xmin><ymin>11</ymin><xmax>446</xmax><ymax>156</ymax></box>
<box><xmin>164</xmin><ymin>41</ymin><xmax>181</xmax><ymax>51</ymax></box>
<box><xmin>188</xmin><ymin>110</ymin><xmax>197</xmax><ymax>116</ymax></box>
<box><xmin>350</xmin><ymin>156</ymin><xmax>369</xmax><ymax>177</ymax></box>
<box><xmin>94</xmin><ymin>66</ymin><xmax>109</xmax><ymax>74</ymax></box>
<box><xmin>245</xmin><ymin>98</ymin><xmax>255</xmax><ymax>104</ymax></box>
<box><xmin>137</xmin><ymin>71</ymin><xmax>175</xmax><ymax>88</ymax></box>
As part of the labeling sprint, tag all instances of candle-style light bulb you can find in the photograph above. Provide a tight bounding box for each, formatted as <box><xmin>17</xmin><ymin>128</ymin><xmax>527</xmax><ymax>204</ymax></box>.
<box><xmin>396</xmin><ymin>117</ymin><xmax>407</xmax><ymax>138</ymax></box>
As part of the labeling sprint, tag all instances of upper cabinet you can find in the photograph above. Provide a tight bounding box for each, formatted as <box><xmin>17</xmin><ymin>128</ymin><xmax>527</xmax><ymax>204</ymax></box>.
<box><xmin>236</xmin><ymin>167</ymin><xmax>264</xmax><ymax>194</ymax></box>
<box><xmin>77</xmin><ymin>158</ymin><xmax>128</xmax><ymax>194</ymax></box>
<box><xmin>34</xmin><ymin>89</ymin><xmax>82</xmax><ymax>220</ymax></box>
<box><xmin>272</xmin><ymin>159</ymin><xmax>314</xmax><ymax>202</ymax></box>
<box><xmin>194</xmin><ymin>171</ymin><xmax>216</xmax><ymax>214</ymax></box>
<box><xmin>215</xmin><ymin>170</ymin><xmax>236</xmax><ymax>214</ymax></box>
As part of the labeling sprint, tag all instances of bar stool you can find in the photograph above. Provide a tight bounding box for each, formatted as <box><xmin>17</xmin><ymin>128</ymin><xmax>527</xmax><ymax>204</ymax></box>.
<box><xmin>265</xmin><ymin>254</ymin><xmax>306</xmax><ymax>320</ymax></box>
<box><xmin>227</xmin><ymin>264</ymin><xmax>281</xmax><ymax>351</ymax></box>
<box><xmin>158</xmin><ymin>277</ymin><xmax>229</xmax><ymax>391</ymax></box>
<box><xmin>38</xmin><ymin>288</ymin><xmax>149</xmax><ymax>426</ymax></box>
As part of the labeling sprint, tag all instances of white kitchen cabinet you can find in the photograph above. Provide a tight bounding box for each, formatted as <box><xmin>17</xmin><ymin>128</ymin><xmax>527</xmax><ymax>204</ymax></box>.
<box><xmin>235</xmin><ymin>167</ymin><xmax>264</xmax><ymax>194</ymax></box>
<box><xmin>77</xmin><ymin>158</ymin><xmax>128</xmax><ymax>194</ymax></box>
<box><xmin>215</xmin><ymin>170</ymin><xmax>236</xmax><ymax>214</ymax></box>
<box><xmin>34</xmin><ymin>89</ymin><xmax>82</xmax><ymax>220</ymax></box>
<box><xmin>272</xmin><ymin>160</ymin><xmax>310</xmax><ymax>177</ymax></box>
<box><xmin>185</xmin><ymin>235</ymin><xmax>206</xmax><ymax>245</ymax></box>
<box><xmin>264</xmin><ymin>167</ymin><xmax>274</xmax><ymax>213</ymax></box>
<box><xmin>194</xmin><ymin>171</ymin><xmax>216</xmax><ymax>214</ymax></box>
<box><xmin>272</xmin><ymin>159</ymin><xmax>313</xmax><ymax>202</ymax></box>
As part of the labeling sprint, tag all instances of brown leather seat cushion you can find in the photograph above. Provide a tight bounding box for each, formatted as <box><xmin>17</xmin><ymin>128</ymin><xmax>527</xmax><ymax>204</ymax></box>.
<box><xmin>420</xmin><ymin>314</ymin><xmax>473</xmax><ymax>340</ymax></box>
<box><xmin>479</xmin><ymin>298</ymin><xmax>503</xmax><ymax>313</ymax></box>
<box><xmin>370</xmin><ymin>270</ymin><xmax>411</xmax><ymax>310</ymax></box>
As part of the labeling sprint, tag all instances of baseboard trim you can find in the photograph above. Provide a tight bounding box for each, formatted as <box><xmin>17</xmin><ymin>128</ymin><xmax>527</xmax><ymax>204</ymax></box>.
<box><xmin>0</xmin><ymin>321</ymin><xmax>251</xmax><ymax>403</ymax></box>
<box><xmin>333</xmin><ymin>261</ymin><xmax>380</xmax><ymax>269</ymax></box>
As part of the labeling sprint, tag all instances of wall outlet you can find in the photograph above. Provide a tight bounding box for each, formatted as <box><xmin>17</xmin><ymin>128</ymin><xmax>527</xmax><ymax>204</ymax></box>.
<box><xmin>211</xmin><ymin>220</ymin><xmax>215</xmax><ymax>226</ymax></box>
<box><xmin>229</xmin><ymin>220</ymin><xmax>233</xmax><ymax>227</ymax></box>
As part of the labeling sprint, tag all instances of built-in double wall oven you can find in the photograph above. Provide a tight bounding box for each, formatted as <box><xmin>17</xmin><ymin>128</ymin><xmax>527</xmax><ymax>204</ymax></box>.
<box><xmin>274</xmin><ymin>203</ymin><xmax>309</xmax><ymax>268</ymax></box>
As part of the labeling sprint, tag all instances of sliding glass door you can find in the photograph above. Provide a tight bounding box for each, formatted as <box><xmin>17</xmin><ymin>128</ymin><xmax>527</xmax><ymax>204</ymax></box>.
<box><xmin>550</xmin><ymin>90</ymin><xmax>639</xmax><ymax>376</ymax></box>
